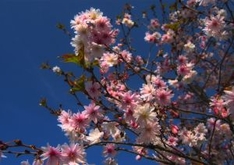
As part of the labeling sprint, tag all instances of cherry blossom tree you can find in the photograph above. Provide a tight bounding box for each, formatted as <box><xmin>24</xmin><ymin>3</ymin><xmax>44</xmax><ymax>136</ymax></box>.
<box><xmin>1</xmin><ymin>0</ymin><xmax>234</xmax><ymax>164</ymax></box>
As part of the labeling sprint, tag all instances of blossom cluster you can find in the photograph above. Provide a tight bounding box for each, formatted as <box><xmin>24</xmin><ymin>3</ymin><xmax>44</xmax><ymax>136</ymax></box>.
<box><xmin>21</xmin><ymin>143</ymin><xmax>86</xmax><ymax>165</ymax></box>
<box><xmin>71</xmin><ymin>8</ymin><xmax>119</xmax><ymax>63</ymax></box>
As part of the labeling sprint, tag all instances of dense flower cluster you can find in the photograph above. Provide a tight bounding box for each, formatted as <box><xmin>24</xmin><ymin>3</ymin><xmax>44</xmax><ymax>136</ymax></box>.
<box><xmin>71</xmin><ymin>8</ymin><xmax>119</xmax><ymax>63</ymax></box>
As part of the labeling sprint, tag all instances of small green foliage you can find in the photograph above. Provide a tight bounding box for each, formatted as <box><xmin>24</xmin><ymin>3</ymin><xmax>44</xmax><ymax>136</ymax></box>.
<box><xmin>71</xmin><ymin>75</ymin><xmax>86</xmax><ymax>92</ymax></box>
<box><xmin>61</xmin><ymin>54</ymin><xmax>80</xmax><ymax>64</ymax></box>
<box><xmin>90</xmin><ymin>59</ymin><xmax>99</xmax><ymax>68</ymax></box>
<box><xmin>61</xmin><ymin>44</ymin><xmax>87</xmax><ymax>68</ymax></box>
<box><xmin>164</xmin><ymin>21</ymin><xmax>180</xmax><ymax>31</ymax></box>
<box><xmin>76</xmin><ymin>44</ymin><xmax>86</xmax><ymax>67</ymax></box>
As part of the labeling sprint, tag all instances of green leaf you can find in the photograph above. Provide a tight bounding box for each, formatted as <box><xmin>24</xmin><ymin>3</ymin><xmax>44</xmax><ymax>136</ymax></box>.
<box><xmin>91</xmin><ymin>59</ymin><xmax>99</xmax><ymax>67</ymax></box>
<box><xmin>61</xmin><ymin>45</ymin><xmax>99</xmax><ymax>70</ymax></box>
<box><xmin>61</xmin><ymin>54</ymin><xmax>79</xmax><ymax>63</ymax></box>
<box><xmin>164</xmin><ymin>21</ymin><xmax>180</xmax><ymax>31</ymax></box>
<box><xmin>61</xmin><ymin>44</ymin><xmax>86</xmax><ymax>67</ymax></box>
<box><xmin>77</xmin><ymin>44</ymin><xmax>85</xmax><ymax>67</ymax></box>
<box><xmin>71</xmin><ymin>75</ymin><xmax>86</xmax><ymax>92</ymax></box>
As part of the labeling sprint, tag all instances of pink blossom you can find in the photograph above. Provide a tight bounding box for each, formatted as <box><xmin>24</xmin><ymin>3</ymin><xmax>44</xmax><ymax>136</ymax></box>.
<box><xmin>122</xmin><ymin>13</ymin><xmax>134</xmax><ymax>27</ymax></box>
<box><xmin>123</xmin><ymin>107</ymin><xmax>135</xmax><ymax>122</ymax></box>
<box><xmin>203</xmin><ymin>14</ymin><xmax>226</xmax><ymax>39</ymax></box>
<box><xmin>187</xmin><ymin>0</ymin><xmax>197</xmax><ymax>7</ymax></box>
<box><xmin>89</xmin><ymin>42</ymin><xmax>105</xmax><ymax>59</ymax></box>
<box><xmin>100</xmin><ymin>52</ymin><xmax>118</xmax><ymax>67</ymax></box>
<box><xmin>168</xmin><ymin>79</ymin><xmax>180</xmax><ymax>89</ymax></box>
<box><xmin>120</xmin><ymin>50</ymin><xmax>132</xmax><ymax>63</ymax></box>
<box><xmin>105</xmin><ymin>80</ymin><xmax>126</xmax><ymax>99</ymax></box>
<box><xmin>95</xmin><ymin>16</ymin><xmax>112</xmax><ymax>32</ymax></box>
<box><xmin>133</xmin><ymin>103</ymin><xmax>157</xmax><ymax>125</ymax></box>
<box><xmin>70</xmin><ymin>112</ymin><xmax>89</xmax><ymax>133</ymax></box>
<box><xmin>177</xmin><ymin>64</ymin><xmax>191</xmax><ymax>76</ymax></box>
<box><xmin>86</xmin><ymin>128</ymin><xmax>104</xmax><ymax>144</ymax></box>
<box><xmin>161</xmin><ymin>34</ymin><xmax>173</xmax><ymax>43</ymax></box>
<box><xmin>99</xmin><ymin>62</ymin><xmax>110</xmax><ymax>74</ymax></box>
<box><xmin>70</xmin><ymin>35</ymin><xmax>87</xmax><ymax>56</ymax></box>
<box><xmin>133</xmin><ymin>146</ymin><xmax>148</xmax><ymax>158</ymax></box>
<box><xmin>137</xmin><ymin>122</ymin><xmax>160</xmax><ymax>144</ymax></box>
<box><xmin>119</xmin><ymin>91</ymin><xmax>139</xmax><ymax>109</ymax></box>
<box><xmin>144</xmin><ymin>32</ymin><xmax>161</xmax><ymax>43</ymax></box>
<box><xmin>171</xmin><ymin>124</ymin><xmax>179</xmax><ymax>134</ymax></box>
<box><xmin>219</xmin><ymin>123</ymin><xmax>232</xmax><ymax>138</ymax></box>
<box><xmin>58</xmin><ymin>110</ymin><xmax>73</xmax><ymax>132</ymax></box>
<box><xmin>70</xmin><ymin>14</ymin><xmax>86</xmax><ymax>30</ymax></box>
<box><xmin>91</xmin><ymin>30</ymin><xmax>114</xmax><ymax>46</ymax></box>
<box><xmin>199</xmin><ymin>35</ymin><xmax>208</xmax><ymax>49</ymax></box>
<box><xmin>194</xmin><ymin>123</ymin><xmax>207</xmax><ymax>141</ymax></box>
<box><xmin>184</xmin><ymin>41</ymin><xmax>195</xmax><ymax>52</ymax></box>
<box><xmin>161</xmin><ymin>30</ymin><xmax>174</xmax><ymax>43</ymax></box>
<box><xmin>156</xmin><ymin>56</ymin><xmax>172</xmax><ymax>74</ymax></box>
<box><xmin>148</xmin><ymin>19</ymin><xmax>160</xmax><ymax>30</ymax></box>
<box><xmin>223</xmin><ymin>87</ymin><xmax>234</xmax><ymax>110</ymax></box>
<box><xmin>155</xmin><ymin>88</ymin><xmax>174</xmax><ymax>106</ymax></box>
<box><xmin>85</xmin><ymin>81</ymin><xmax>101</xmax><ymax>100</ymax></box>
<box><xmin>206</xmin><ymin>118</ymin><xmax>221</xmax><ymax>130</ymax></box>
<box><xmin>161</xmin><ymin>24</ymin><xmax>170</xmax><ymax>31</ymax></box>
<box><xmin>140</xmin><ymin>83</ymin><xmax>155</xmax><ymax>101</ymax></box>
<box><xmin>41</xmin><ymin>144</ymin><xmax>62</xmax><ymax>165</ymax></box>
<box><xmin>182</xmin><ymin>70</ymin><xmax>197</xmax><ymax>84</ymax></box>
<box><xmin>70</xmin><ymin>8</ymin><xmax>118</xmax><ymax>63</ymax></box>
<box><xmin>210</xmin><ymin>97</ymin><xmax>229</xmax><ymax>117</ymax></box>
<box><xmin>61</xmin><ymin>143</ymin><xmax>86</xmax><ymax>164</ymax></box>
<box><xmin>104</xmin><ymin>157</ymin><xmax>118</xmax><ymax>165</ymax></box>
<box><xmin>151</xmin><ymin>75</ymin><xmax>166</xmax><ymax>88</ymax></box>
<box><xmin>102</xmin><ymin>122</ymin><xmax>122</xmax><ymax>141</ymax></box>
<box><xmin>167</xmin><ymin>136</ymin><xmax>178</xmax><ymax>146</ymax></box>
<box><xmin>135</xmin><ymin>155</ymin><xmax>141</xmax><ymax>160</ymax></box>
<box><xmin>103</xmin><ymin>144</ymin><xmax>116</xmax><ymax>157</ymax></box>
<box><xmin>135</xmin><ymin>55</ymin><xmax>144</xmax><ymax>65</ymax></box>
<box><xmin>145</xmin><ymin>75</ymin><xmax>166</xmax><ymax>87</ymax></box>
<box><xmin>179</xmin><ymin>129</ymin><xmax>197</xmax><ymax>147</ymax></box>
<box><xmin>205</xmin><ymin>15</ymin><xmax>224</xmax><ymax>32</ymax></box>
<box><xmin>83</xmin><ymin>102</ymin><xmax>103</xmax><ymax>123</ymax></box>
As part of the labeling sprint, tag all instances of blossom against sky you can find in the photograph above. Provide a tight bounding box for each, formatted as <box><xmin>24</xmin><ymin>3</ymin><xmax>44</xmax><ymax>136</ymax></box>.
<box><xmin>0</xmin><ymin>1</ymin><xmax>157</xmax><ymax>164</ymax></box>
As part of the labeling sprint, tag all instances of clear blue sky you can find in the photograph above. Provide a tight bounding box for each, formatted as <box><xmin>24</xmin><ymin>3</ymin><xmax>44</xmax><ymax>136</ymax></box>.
<box><xmin>0</xmin><ymin>0</ymin><xmax>160</xmax><ymax>164</ymax></box>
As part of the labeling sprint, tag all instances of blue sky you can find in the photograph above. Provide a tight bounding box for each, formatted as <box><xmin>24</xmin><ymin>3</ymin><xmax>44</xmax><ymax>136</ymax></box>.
<box><xmin>0</xmin><ymin>0</ymin><xmax>161</xmax><ymax>164</ymax></box>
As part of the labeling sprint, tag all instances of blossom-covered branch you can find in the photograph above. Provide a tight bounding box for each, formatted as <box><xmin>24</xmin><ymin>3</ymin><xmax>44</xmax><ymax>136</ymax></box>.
<box><xmin>2</xmin><ymin>0</ymin><xmax>234</xmax><ymax>164</ymax></box>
